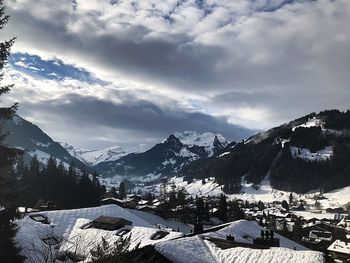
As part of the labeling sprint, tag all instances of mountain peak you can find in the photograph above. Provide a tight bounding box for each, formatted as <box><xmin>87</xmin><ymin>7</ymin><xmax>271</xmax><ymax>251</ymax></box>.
<box><xmin>174</xmin><ymin>130</ymin><xmax>228</xmax><ymax>147</ymax></box>
<box><xmin>60</xmin><ymin>143</ymin><xmax>129</xmax><ymax>166</ymax></box>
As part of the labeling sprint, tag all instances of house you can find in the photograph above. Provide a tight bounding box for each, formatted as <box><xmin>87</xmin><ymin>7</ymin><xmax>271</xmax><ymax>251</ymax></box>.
<box><xmin>327</xmin><ymin>239</ymin><xmax>350</xmax><ymax>262</ymax></box>
<box><xmin>101</xmin><ymin>197</ymin><xmax>124</xmax><ymax>206</ymax></box>
<box><xmin>301</xmin><ymin>230</ymin><xmax>333</xmax><ymax>251</ymax></box>
<box><xmin>138</xmin><ymin>205</ymin><xmax>157</xmax><ymax>214</ymax></box>
<box><xmin>127</xmin><ymin>194</ymin><xmax>142</xmax><ymax>202</ymax></box>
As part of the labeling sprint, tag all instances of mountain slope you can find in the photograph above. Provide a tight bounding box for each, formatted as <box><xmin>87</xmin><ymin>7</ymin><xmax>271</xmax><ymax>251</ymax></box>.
<box><xmin>95</xmin><ymin>131</ymin><xmax>230</xmax><ymax>177</ymax></box>
<box><xmin>180</xmin><ymin>110</ymin><xmax>350</xmax><ymax>193</ymax></box>
<box><xmin>1</xmin><ymin>115</ymin><xmax>87</xmax><ymax>168</ymax></box>
<box><xmin>61</xmin><ymin>143</ymin><xmax>129</xmax><ymax>166</ymax></box>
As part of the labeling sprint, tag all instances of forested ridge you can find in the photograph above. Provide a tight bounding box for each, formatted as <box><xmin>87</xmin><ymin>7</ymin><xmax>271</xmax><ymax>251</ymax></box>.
<box><xmin>180</xmin><ymin>110</ymin><xmax>350</xmax><ymax>194</ymax></box>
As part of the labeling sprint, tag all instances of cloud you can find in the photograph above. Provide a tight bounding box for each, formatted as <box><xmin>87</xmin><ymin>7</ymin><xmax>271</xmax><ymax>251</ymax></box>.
<box><xmin>2</xmin><ymin>0</ymin><xmax>350</xmax><ymax>146</ymax></box>
<box><xmin>4</xmin><ymin>64</ymin><xmax>252</xmax><ymax>150</ymax></box>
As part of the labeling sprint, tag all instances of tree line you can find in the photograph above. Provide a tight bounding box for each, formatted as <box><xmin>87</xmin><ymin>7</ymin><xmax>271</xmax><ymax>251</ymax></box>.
<box><xmin>17</xmin><ymin>155</ymin><xmax>106</xmax><ymax>209</ymax></box>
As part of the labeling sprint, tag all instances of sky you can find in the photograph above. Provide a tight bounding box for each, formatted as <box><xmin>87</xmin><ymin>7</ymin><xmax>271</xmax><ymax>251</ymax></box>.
<box><xmin>1</xmin><ymin>0</ymin><xmax>350</xmax><ymax>151</ymax></box>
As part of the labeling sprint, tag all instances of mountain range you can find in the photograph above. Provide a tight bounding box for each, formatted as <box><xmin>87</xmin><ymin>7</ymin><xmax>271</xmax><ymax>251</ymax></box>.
<box><xmin>94</xmin><ymin>131</ymin><xmax>230</xmax><ymax>177</ymax></box>
<box><xmin>61</xmin><ymin>143</ymin><xmax>129</xmax><ymax>166</ymax></box>
<box><xmin>3</xmin><ymin>110</ymin><xmax>350</xmax><ymax>194</ymax></box>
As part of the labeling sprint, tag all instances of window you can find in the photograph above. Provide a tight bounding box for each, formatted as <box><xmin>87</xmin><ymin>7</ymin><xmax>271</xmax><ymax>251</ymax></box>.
<box><xmin>30</xmin><ymin>214</ymin><xmax>49</xmax><ymax>224</ymax></box>
<box><xmin>116</xmin><ymin>228</ymin><xmax>131</xmax><ymax>236</ymax></box>
<box><xmin>42</xmin><ymin>236</ymin><xmax>60</xmax><ymax>246</ymax></box>
<box><xmin>150</xmin><ymin>231</ymin><xmax>169</xmax><ymax>240</ymax></box>
<box><xmin>80</xmin><ymin>222</ymin><xmax>93</xmax><ymax>229</ymax></box>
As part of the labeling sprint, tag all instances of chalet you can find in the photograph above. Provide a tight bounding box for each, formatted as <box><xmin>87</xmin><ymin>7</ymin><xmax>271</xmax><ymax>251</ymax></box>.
<box><xmin>122</xmin><ymin>199</ymin><xmax>138</xmax><ymax>209</ymax></box>
<box><xmin>100</xmin><ymin>197</ymin><xmax>124</xmax><ymax>206</ymax></box>
<box><xmin>138</xmin><ymin>199</ymin><xmax>150</xmax><ymax>206</ymax></box>
<box><xmin>301</xmin><ymin>230</ymin><xmax>333</xmax><ymax>251</ymax></box>
<box><xmin>37</xmin><ymin>201</ymin><xmax>57</xmax><ymax>211</ymax></box>
<box><xmin>100</xmin><ymin>197</ymin><xmax>138</xmax><ymax>209</ymax></box>
<box><xmin>338</xmin><ymin>217</ymin><xmax>350</xmax><ymax>230</ymax></box>
<box><xmin>327</xmin><ymin>239</ymin><xmax>350</xmax><ymax>262</ymax></box>
<box><xmin>127</xmin><ymin>194</ymin><xmax>142</xmax><ymax>202</ymax></box>
<box><xmin>326</xmin><ymin>207</ymin><xmax>344</xmax><ymax>214</ymax></box>
<box><xmin>156</xmin><ymin>206</ymin><xmax>196</xmax><ymax>223</ymax></box>
<box><xmin>138</xmin><ymin>205</ymin><xmax>157</xmax><ymax>214</ymax></box>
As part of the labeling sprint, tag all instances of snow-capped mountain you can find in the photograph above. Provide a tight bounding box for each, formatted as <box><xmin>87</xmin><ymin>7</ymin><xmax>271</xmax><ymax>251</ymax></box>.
<box><xmin>2</xmin><ymin>115</ymin><xmax>87</xmax><ymax>168</ymax></box>
<box><xmin>61</xmin><ymin>143</ymin><xmax>129</xmax><ymax>166</ymax></box>
<box><xmin>174</xmin><ymin>131</ymin><xmax>228</xmax><ymax>157</ymax></box>
<box><xmin>95</xmin><ymin>131</ymin><xmax>230</xmax><ymax>177</ymax></box>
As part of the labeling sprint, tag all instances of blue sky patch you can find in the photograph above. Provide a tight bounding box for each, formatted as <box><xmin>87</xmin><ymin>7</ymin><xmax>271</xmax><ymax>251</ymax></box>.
<box><xmin>10</xmin><ymin>52</ymin><xmax>106</xmax><ymax>85</ymax></box>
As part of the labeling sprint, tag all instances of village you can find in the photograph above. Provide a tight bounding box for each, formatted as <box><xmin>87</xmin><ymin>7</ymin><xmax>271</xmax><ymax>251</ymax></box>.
<box><xmin>14</xmin><ymin>179</ymin><xmax>350</xmax><ymax>263</ymax></box>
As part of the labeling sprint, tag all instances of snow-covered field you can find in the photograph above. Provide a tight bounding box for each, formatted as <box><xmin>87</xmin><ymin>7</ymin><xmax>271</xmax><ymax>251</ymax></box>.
<box><xmin>290</xmin><ymin>146</ymin><xmax>333</xmax><ymax>162</ymax></box>
<box><xmin>106</xmin><ymin>173</ymin><xmax>350</xmax><ymax>210</ymax></box>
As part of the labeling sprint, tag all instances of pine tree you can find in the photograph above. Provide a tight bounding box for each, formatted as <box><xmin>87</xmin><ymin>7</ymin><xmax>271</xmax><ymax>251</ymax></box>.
<box><xmin>281</xmin><ymin>200</ymin><xmax>289</xmax><ymax>210</ymax></box>
<box><xmin>0</xmin><ymin>1</ymin><xmax>23</xmax><ymax>261</ymax></box>
<box><xmin>217</xmin><ymin>194</ymin><xmax>228</xmax><ymax>222</ymax></box>
<box><xmin>119</xmin><ymin>181</ymin><xmax>126</xmax><ymax>199</ymax></box>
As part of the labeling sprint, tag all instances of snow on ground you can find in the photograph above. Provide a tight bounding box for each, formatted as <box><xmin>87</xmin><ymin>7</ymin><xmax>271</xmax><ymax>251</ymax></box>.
<box><xmin>218</xmin><ymin>151</ymin><xmax>230</xmax><ymax>157</ymax></box>
<box><xmin>322</xmin><ymin>185</ymin><xmax>350</xmax><ymax>208</ymax></box>
<box><xmin>155</xmin><ymin>220</ymin><xmax>325</xmax><ymax>263</ymax></box>
<box><xmin>144</xmin><ymin>176</ymin><xmax>350</xmax><ymax>210</ymax></box>
<box><xmin>27</xmin><ymin>149</ymin><xmax>70</xmax><ymax>169</ymax></box>
<box><xmin>176</xmin><ymin>147</ymin><xmax>199</xmax><ymax>158</ymax></box>
<box><xmin>292</xmin><ymin>118</ymin><xmax>323</xmax><ymax>131</ymax></box>
<box><xmin>127</xmin><ymin>209</ymin><xmax>193</xmax><ymax>234</ymax></box>
<box><xmin>167</xmin><ymin>177</ymin><xmax>223</xmax><ymax>197</ymax></box>
<box><xmin>290</xmin><ymin>146</ymin><xmax>333</xmax><ymax>162</ymax></box>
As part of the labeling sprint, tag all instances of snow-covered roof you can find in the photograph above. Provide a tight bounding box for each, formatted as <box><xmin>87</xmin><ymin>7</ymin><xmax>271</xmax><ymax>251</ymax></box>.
<box><xmin>328</xmin><ymin>239</ymin><xmax>350</xmax><ymax>255</ymax></box>
<box><xmin>16</xmin><ymin>205</ymin><xmax>182</xmax><ymax>262</ymax></box>
<box><xmin>101</xmin><ymin>197</ymin><xmax>124</xmax><ymax>203</ymax></box>
<box><xmin>60</xmin><ymin>218</ymin><xmax>182</xmax><ymax>261</ymax></box>
<box><xmin>155</xmin><ymin>220</ymin><xmax>325</xmax><ymax>263</ymax></box>
<box><xmin>203</xmin><ymin>220</ymin><xmax>307</xmax><ymax>250</ymax></box>
<box><xmin>128</xmin><ymin>209</ymin><xmax>193</xmax><ymax>234</ymax></box>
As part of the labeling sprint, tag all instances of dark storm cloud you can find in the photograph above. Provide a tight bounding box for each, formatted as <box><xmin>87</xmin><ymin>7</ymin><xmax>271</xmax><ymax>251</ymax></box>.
<box><xmin>19</xmin><ymin>93</ymin><xmax>253</xmax><ymax>142</ymax></box>
<box><xmin>3</xmin><ymin>3</ymin><xmax>226</xmax><ymax>90</ymax></box>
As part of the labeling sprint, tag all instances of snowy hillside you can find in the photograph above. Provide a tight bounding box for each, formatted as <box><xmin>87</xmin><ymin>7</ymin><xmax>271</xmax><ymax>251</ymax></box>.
<box><xmin>139</xmin><ymin>176</ymin><xmax>350</xmax><ymax>210</ymax></box>
<box><xmin>2</xmin><ymin>115</ymin><xmax>87</xmax><ymax>168</ymax></box>
<box><xmin>61</xmin><ymin>143</ymin><xmax>129</xmax><ymax>166</ymax></box>
<box><xmin>180</xmin><ymin>110</ymin><xmax>350</xmax><ymax>194</ymax></box>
